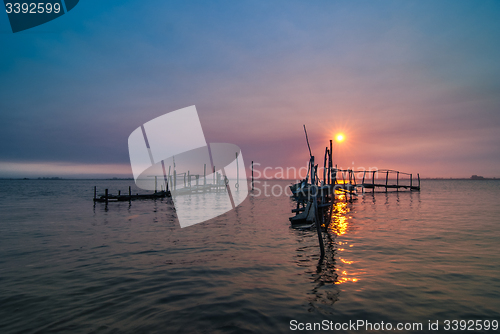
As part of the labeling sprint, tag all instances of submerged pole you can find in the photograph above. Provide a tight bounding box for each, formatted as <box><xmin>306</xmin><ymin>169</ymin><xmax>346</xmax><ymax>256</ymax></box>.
<box><xmin>94</xmin><ymin>186</ymin><xmax>97</xmax><ymax>201</ymax></box>
<box><xmin>311</xmin><ymin>155</ymin><xmax>325</xmax><ymax>262</ymax></box>
<box><xmin>315</xmin><ymin>199</ymin><xmax>325</xmax><ymax>262</ymax></box>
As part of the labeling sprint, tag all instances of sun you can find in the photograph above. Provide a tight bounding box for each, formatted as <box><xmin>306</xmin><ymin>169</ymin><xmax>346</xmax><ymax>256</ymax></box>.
<box><xmin>335</xmin><ymin>133</ymin><xmax>345</xmax><ymax>143</ymax></box>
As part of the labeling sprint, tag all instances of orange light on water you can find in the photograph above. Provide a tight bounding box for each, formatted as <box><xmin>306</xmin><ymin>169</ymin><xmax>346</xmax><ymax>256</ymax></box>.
<box><xmin>340</xmin><ymin>258</ymin><xmax>354</xmax><ymax>264</ymax></box>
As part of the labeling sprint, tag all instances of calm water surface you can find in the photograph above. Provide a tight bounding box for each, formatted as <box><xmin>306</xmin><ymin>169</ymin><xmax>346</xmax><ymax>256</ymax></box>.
<box><xmin>0</xmin><ymin>179</ymin><xmax>499</xmax><ymax>333</ymax></box>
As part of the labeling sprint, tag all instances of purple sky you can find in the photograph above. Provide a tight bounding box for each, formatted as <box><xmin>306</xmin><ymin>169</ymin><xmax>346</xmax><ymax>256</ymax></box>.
<box><xmin>1</xmin><ymin>1</ymin><xmax>499</xmax><ymax>178</ymax></box>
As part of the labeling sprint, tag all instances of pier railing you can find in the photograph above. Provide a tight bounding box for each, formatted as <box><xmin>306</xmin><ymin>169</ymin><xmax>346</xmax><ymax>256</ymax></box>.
<box><xmin>361</xmin><ymin>169</ymin><xmax>420</xmax><ymax>192</ymax></box>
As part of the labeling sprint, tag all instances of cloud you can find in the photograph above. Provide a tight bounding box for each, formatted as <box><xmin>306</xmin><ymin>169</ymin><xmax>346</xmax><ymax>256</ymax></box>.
<box><xmin>0</xmin><ymin>0</ymin><xmax>499</xmax><ymax>178</ymax></box>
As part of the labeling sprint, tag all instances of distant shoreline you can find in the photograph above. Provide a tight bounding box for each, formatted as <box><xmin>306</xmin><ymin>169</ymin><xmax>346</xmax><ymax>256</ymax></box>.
<box><xmin>2</xmin><ymin>178</ymin><xmax>499</xmax><ymax>181</ymax></box>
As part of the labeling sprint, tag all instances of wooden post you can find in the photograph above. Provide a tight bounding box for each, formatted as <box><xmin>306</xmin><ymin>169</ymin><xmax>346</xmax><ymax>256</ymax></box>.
<box><xmin>372</xmin><ymin>170</ymin><xmax>375</xmax><ymax>193</ymax></box>
<box><xmin>342</xmin><ymin>170</ymin><xmax>347</xmax><ymax>202</ymax></box>
<box><xmin>235</xmin><ymin>152</ymin><xmax>239</xmax><ymax>190</ymax></box>
<box><xmin>410</xmin><ymin>174</ymin><xmax>413</xmax><ymax>190</ymax></box>
<box><xmin>251</xmin><ymin>161</ymin><xmax>254</xmax><ymax>190</ymax></box>
<box><xmin>323</xmin><ymin>147</ymin><xmax>327</xmax><ymax>185</ymax></box>
<box><xmin>310</xmin><ymin>156</ymin><xmax>325</xmax><ymax>262</ymax></box>
<box><xmin>105</xmin><ymin>189</ymin><xmax>108</xmax><ymax>205</ymax></box>
<box><xmin>174</xmin><ymin>170</ymin><xmax>177</xmax><ymax>190</ymax></box>
<box><xmin>204</xmin><ymin>164</ymin><xmax>207</xmax><ymax>186</ymax></box>
<box><xmin>326</xmin><ymin>149</ymin><xmax>330</xmax><ymax>185</ymax></box>
<box><xmin>329</xmin><ymin>140</ymin><xmax>333</xmax><ymax>185</ymax></box>
<box><xmin>94</xmin><ymin>186</ymin><xmax>97</xmax><ymax>201</ymax></box>
<box><xmin>118</xmin><ymin>190</ymin><xmax>121</xmax><ymax>196</ymax></box>
<box><xmin>311</xmin><ymin>156</ymin><xmax>315</xmax><ymax>184</ymax></box>
<box><xmin>417</xmin><ymin>173</ymin><xmax>420</xmax><ymax>190</ymax></box>
<box><xmin>314</xmin><ymin>198</ymin><xmax>325</xmax><ymax>262</ymax></box>
<box><xmin>168</xmin><ymin>166</ymin><xmax>171</xmax><ymax>191</ymax></box>
<box><xmin>397</xmin><ymin>172</ymin><xmax>399</xmax><ymax>192</ymax></box>
<box><xmin>385</xmin><ymin>171</ymin><xmax>389</xmax><ymax>193</ymax></box>
<box><xmin>129</xmin><ymin>186</ymin><xmax>131</xmax><ymax>196</ymax></box>
<box><xmin>349</xmin><ymin>170</ymin><xmax>353</xmax><ymax>202</ymax></box>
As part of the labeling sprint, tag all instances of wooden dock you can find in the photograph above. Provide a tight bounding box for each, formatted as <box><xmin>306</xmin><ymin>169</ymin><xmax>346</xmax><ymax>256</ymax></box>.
<box><xmin>93</xmin><ymin>168</ymin><xmax>230</xmax><ymax>204</ymax></box>
<box><xmin>93</xmin><ymin>186</ymin><xmax>170</xmax><ymax>203</ymax></box>
<box><xmin>289</xmin><ymin>125</ymin><xmax>421</xmax><ymax>263</ymax></box>
<box><xmin>361</xmin><ymin>169</ymin><xmax>420</xmax><ymax>192</ymax></box>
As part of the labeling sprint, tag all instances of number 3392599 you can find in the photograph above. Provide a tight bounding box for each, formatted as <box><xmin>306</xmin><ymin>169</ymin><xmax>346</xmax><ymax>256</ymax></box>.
<box><xmin>5</xmin><ymin>3</ymin><xmax>61</xmax><ymax>14</ymax></box>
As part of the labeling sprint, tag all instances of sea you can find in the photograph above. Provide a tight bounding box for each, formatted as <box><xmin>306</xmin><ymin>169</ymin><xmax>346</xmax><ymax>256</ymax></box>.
<box><xmin>0</xmin><ymin>179</ymin><xmax>499</xmax><ymax>333</ymax></box>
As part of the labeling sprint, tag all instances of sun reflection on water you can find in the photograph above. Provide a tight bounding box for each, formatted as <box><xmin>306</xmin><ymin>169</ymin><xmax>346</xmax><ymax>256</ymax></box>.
<box><xmin>328</xmin><ymin>193</ymin><xmax>360</xmax><ymax>285</ymax></box>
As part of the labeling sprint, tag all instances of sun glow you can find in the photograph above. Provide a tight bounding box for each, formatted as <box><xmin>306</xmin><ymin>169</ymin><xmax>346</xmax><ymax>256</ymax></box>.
<box><xmin>335</xmin><ymin>133</ymin><xmax>345</xmax><ymax>143</ymax></box>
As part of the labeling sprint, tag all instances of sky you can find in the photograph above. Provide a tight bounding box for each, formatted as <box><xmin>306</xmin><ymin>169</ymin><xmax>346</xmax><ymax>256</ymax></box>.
<box><xmin>1</xmin><ymin>0</ymin><xmax>499</xmax><ymax>178</ymax></box>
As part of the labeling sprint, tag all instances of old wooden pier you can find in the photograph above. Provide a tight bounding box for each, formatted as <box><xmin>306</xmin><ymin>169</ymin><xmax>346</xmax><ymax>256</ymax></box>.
<box><xmin>289</xmin><ymin>126</ymin><xmax>420</xmax><ymax>262</ymax></box>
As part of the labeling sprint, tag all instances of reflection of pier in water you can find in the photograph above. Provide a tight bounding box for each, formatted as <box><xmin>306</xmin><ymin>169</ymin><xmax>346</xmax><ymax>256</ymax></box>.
<box><xmin>297</xmin><ymin>189</ymin><xmax>421</xmax><ymax>307</ymax></box>
<box><xmin>294</xmin><ymin>192</ymin><xmax>363</xmax><ymax>307</ymax></box>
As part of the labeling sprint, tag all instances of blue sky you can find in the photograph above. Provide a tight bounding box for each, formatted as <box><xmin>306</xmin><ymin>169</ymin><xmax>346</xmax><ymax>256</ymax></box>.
<box><xmin>1</xmin><ymin>0</ymin><xmax>499</xmax><ymax>178</ymax></box>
